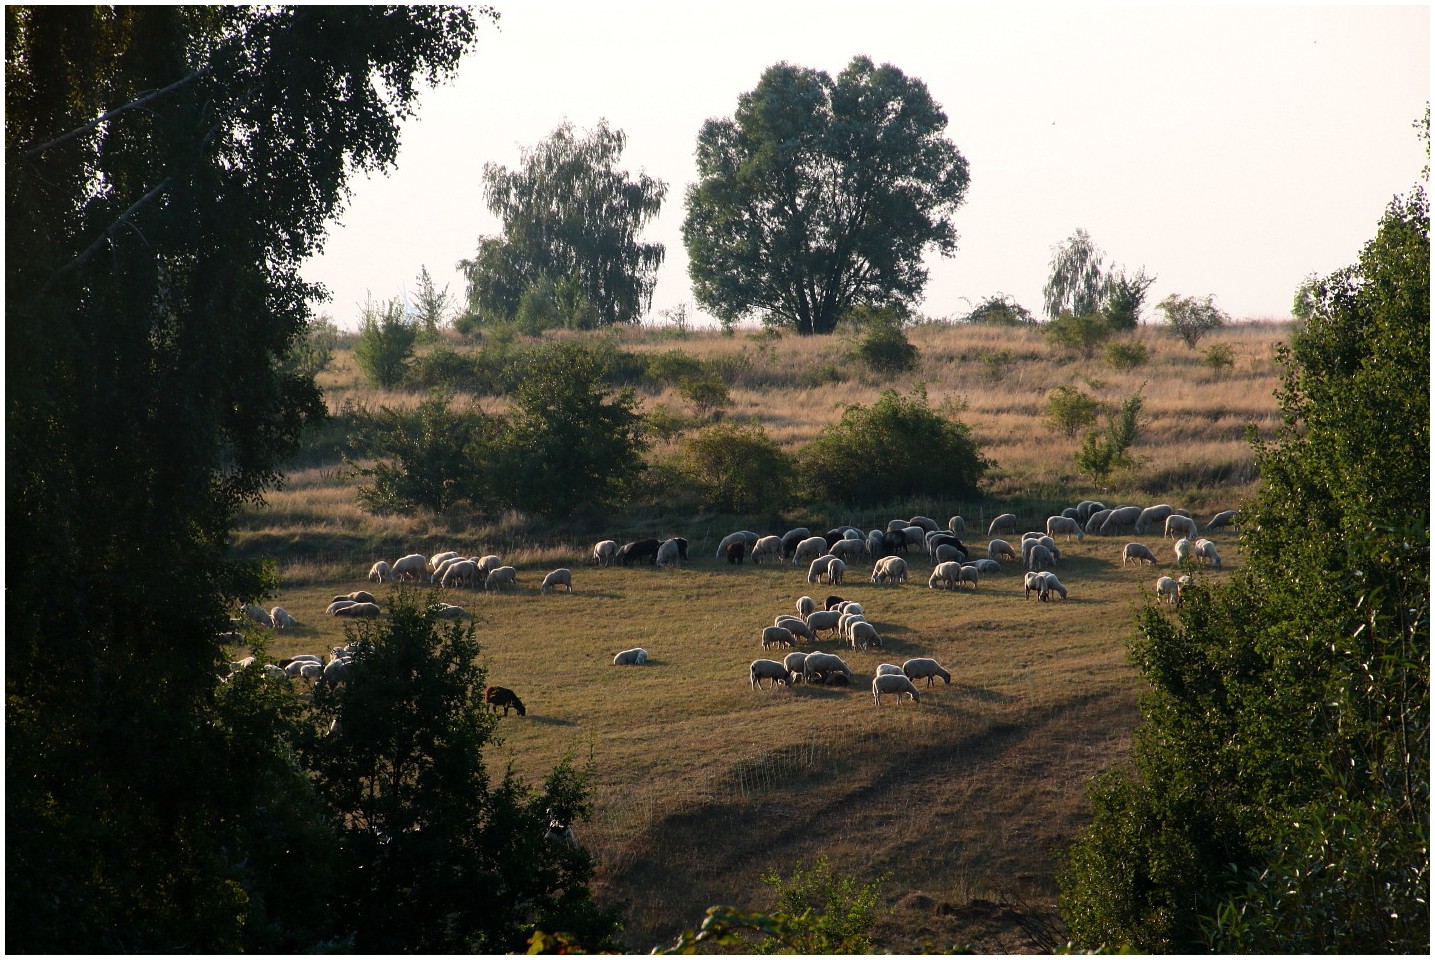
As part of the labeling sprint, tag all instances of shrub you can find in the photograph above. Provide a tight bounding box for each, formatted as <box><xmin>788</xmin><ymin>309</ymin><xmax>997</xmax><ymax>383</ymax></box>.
<box><xmin>349</xmin><ymin>393</ymin><xmax>498</xmax><ymax>515</ymax></box>
<box><xmin>976</xmin><ymin>348</ymin><xmax>1015</xmax><ymax>383</ymax></box>
<box><xmin>848</xmin><ymin>305</ymin><xmax>919</xmax><ymax>374</ymax></box>
<box><xmin>1157</xmin><ymin>293</ymin><xmax>1230</xmax><ymax>348</ymax></box>
<box><xmin>1044</xmin><ymin>311</ymin><xmax>1114</xmax><ymax>360</ymax></box>
<box><xmin>1102</xmin><ymin>268</ymin><xmax>1157</xmax><ymax>331</ymax></box>
<box><xmin>1045</xmin><ymin>385</ymin><xmax>1103</xmax><ymax>438</ymax></box>
<box><xmin>409</xmin><ymin>345</ymin><xmax>482</xmax><ymax>391</ymax></box>
<box><xmin>798</xmin><ymin>386</ymin><xmax>987</xmax><ymax>506</ymax></box>
<box><xmin>677</xmin><ymin>374</ymin><xmax>731</xmax><ymax>418</ymax></box>
<box><xmin>1106</xmin><ymin>340</ymin><xmax>1150</xmax><ymax>370</ymax></box>
<box><xmin>1075</xmin><ymin>388</ymin><xmax>1146</xmax><ymax>487</ymax></box>
<box><xmin>750</xmin><ymin>856</ymin><xmax>886</xmax><ymax>954</ymax></box>
<box><xmin>1201</xmin><ymin>343</ymin><xmax>1234</xmax><ymax>373</ymax></box>
<box><xmin>675</xmin><ymin>420</ymin><xmax>792</xmax><ymax>514</ymax></box>
<box><xmin>645</xmin><ymin>349</ymin><xmax>707</xmax><ymax>387</ymax></box>
<box><xmin>796</xmin><ymin>361</ymin><xmax>845</xmax><ymax>388</ymax></box>
<box><xmin>353</xmin><ymin>296</ymin><xmax>417</xmax><ymax>388</ymax></box>
<box><xmin>963</xmin><ymin>293</ymin><xmax>1037</xmax><ymax>325</ymax></box>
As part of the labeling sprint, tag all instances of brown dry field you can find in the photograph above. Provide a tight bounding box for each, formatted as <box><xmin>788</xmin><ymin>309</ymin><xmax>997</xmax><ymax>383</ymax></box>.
<box><xmin>241</xmin><ymin>320</ymin><xmax>1285</xmax><ymax>952</ymax></box>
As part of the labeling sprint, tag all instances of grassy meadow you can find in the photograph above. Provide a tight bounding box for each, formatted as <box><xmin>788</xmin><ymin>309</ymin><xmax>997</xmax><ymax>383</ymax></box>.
<box><xmin>238</xmin><ymin>319</ymin><xmax>1286</xmax><ymax>952</ymax></box>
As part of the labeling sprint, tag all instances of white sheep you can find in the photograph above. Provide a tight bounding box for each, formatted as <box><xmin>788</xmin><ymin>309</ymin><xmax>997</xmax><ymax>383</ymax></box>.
<box><xmin>392</xmin><ymin>553</ymin><xmax>428</xmax><ymax>582</ymax></box>
<box><xmin>1084</xmin><ymin>508</ymin><xmax>1115</xmax><ymax>535</ymax></box>
<box><xmin>849</xmin><ymin>620</ymin><xmax>882</xmax><ymax>651</ymax></box>
<box><xmin>1046</xmin><ymin>515</ymin><xmax>1085</xmax><ymax>542</ymax></box>
<box><xmin>791</xmin><ymin>535</ymin><xmax>830</xmax><ymax>567</ymax></box>
<box><xmin>1099</xmin><ymin>506</ymin><xmax>1143</xmax><ymax>536</ymax></box>
<box><xmin>1174</xmin><ymin>538</ymin><xmax>1192</xmax><ymax>565</ymax></box>
<box><xmin>933</xmin><ymin>543</ymin><xmax>965</xmax><ymax>565</ymax></box>
<box><xmin>875</xmin><ymin>663</ymin><xmax>905</xmax><ymax>677</ymax></box>
<box><xmin>269</xmin><ymin>607</ymin><xmax>298</xmax><ymax>631</ymax></box>
<box><xmin>774</xmin><ymin>615</ymin><xmax>815</xmax><ymax>643</ymax></box>
<box><xmin>902</xmin><ymin>657</ymin><xmax>952</xmax><ymax>687</ymax></box>
<box><xmin>428</xmin><ymin>602</ymin><xmax>468</xmax><ymax>620</ymax></box>
<box><xmin>656</xmin><ymin>538</ymin><xmax>683</xmax><ymax>567</ymax></box>
<box><xmin>592</xmin><ymin>539</ymin><xmax>619</xmax><ymax>566</ymax></box>
<box><xmin>796</xmin><ymin>596</ymin><xmax>816</xmax><ymax>618</ymax></box>
<box><xmin>806</xmin><ymin>554</ymin><xmax>837</xmax><ymax>584</ymax></box>
<box><xmin>1039</xmin><ymin>571</ymin><xmax>1069</xmax><ymax>600</ymax></box>
<box><xmin>783</xmin><ymin>651</ymin><xmax>809</xmax><ymax>684</ymax></box>
<box><xmin>750</xmin><ymin>658</ymin><xmax>790</xmax><ymax>690</ymax></box>
<box><xmin>761</xmin><ymin>625</ymin><xmax>797</xmax><ymax>650</ymax></box>
<box><xmin>334</xmin><ymin>601</ymin><xmax>381</xmax><ymax>618</ymax></box>
<box><xmin>956</xmin><ymin>564</ymin><xmax>980</xmax><ymax>589</ymax></box>
<box><xmin>298</xmin><ymin>661</ymin><xmax>324</xmax><ymax>683</ymax></box>
<box><xmin>901</xmin><ymin>525</ymin><xmax>927</xmax><ymax>548</ymax></box>
<box><xmin>988</xmin><ymin>513</ymin><xmax>1018</xmax><ymax>536</ymax></box>
<box><xmin>326</xmin><ymin>599</ymin><xmax>358</xmax><ymax>616</ymax></box>
<box><xmin>430</xmin><ymin>550</ymin><xmax>461</xmax><ymax>572</ymax></box>
<box><xmin>1155</xmin><ymin>575</ymin><xmax>1179</xmax><ymax>604</ymax></box>
<box><xmin>335</xmin><ymin>590</ymin><xmax>378</xmax><ymax>605</ymax></box>
<box><xmin>613</xmin><ymin>647</ymin><xmax>649</xmax><ymax>666</ymax></box>
<box><xmin>871</xmin><ymin>555</ymin><xmax>908</xmax><ymax>585</ymax></box>
<box><xmin>475</xmin><ymin>554</ymin><xmax>503</xmax><ymax>576</ymax></box>
<box><xmin>927</xmin><ymin>561</ymin><xmax>962</xmax><ymax>589</ymax></box>
<box><xmin>750</xmin><ymin>535</ymin><xmax>783</xmax><ymax>564</ymax></box>
<box><xmin>241</xmin><ymin>603</ymin><xmax>273</xmax><ymax>628</ymax></box>
<box><xmin>441</xmin><ymin>559</ymin><xmax>479</xmax><ymax>589</ymax></box>
<box><xmin>1025</xmin><ymin>543</ymin><xmax>1055</xmax><ymax>572</ymax></box>
<box><xmin>835</xmin><ymin>601</ymin><xmax>863</xmax><ymax>615</ymax></box>
<box><xmin>1134</xmin><ymin>504</ymin><xmax>1175</xmax><ymax>535</ymax></box>
<box><xmin>539</xmin><ymin>568</ymin><xmax>573</xmax><ymax>593</ymax></box>
<box><xmin>321</xmin><ymin>658</ymin><xmax>352</xmax><ymax>686</ymax></box>
<box><xmin>1024</xmin><ymin>571</ymin><xmax>1050</xmax><ymax>601</ymax></box>
<box><xmin>432</xmin><ymin>554</ymin><xmax>466</xmax><ymax>584</ymax></box>
<box><xmin>1164</xmin><ymin>514</ymin><xmax>1198</xmax><ymax>539</ymax></box>
<box><xmin>1193</xmin><ymin>538</ymin><xmax>1222</xmax><ymax>567</ymax></box>
<box><xmin>368</xmin><ymin>560</ymin><xmax>393</xmax><ymax>583</ymax></box>
<box><xmin>829</xmin><ymin>537</ymin><xmax>868</xmax><ymax>564</ymax></box>
<box><xmin>1123</xmin><ymin>542</ymin><xmax>1159</xmax><ymax>566</ymax></box>
<box><xmin>803</xmin><ymin>651</ymin><xmax>852</xmax><ymax>684</ymax></box>
<box><xmin>484</xmin><ymin>565</ymin><xmax>518</xmax><ymax>590</ymax></box>
<box><xmin>872</xmin><ymin>673</ymin><xmax>922</xmax><ymax>706</ymax></box>
<box><xmin>715</xmin><ymin>531</ymin><xmax>749</xmax><ymax>560</ymax></box>
<box><xmin>825</xmin><ymin>557</ymin><xmax>846</xmax><ymax>585</ymax></box>
<box><xmin>1206</xmin><ymin>510</ymin><xmax>1239</xmax><ymax>533</ymax></box>
<box><xmin>987</xmin><ymin>538</ymin><xmax>1018</xmax><ymax>562</ymax></box>
<box><xmin>804</xmin><ymin>609</ymin><xmax>842</xmax><ymax>639</ymax></box>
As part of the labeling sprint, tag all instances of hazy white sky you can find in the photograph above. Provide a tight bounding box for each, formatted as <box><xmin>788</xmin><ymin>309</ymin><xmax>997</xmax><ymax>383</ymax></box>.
<box><xmin>301</xmin><ymin>3</ymin><xmax>1430</xmax><ymax>329</ymax></box>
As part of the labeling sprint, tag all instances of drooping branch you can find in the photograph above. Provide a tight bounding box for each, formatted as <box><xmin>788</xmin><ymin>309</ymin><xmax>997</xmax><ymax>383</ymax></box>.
<box><xmin>22</xmin><ymin>65</ymin><xmax>212</xmax><ymax>158</ymax></box>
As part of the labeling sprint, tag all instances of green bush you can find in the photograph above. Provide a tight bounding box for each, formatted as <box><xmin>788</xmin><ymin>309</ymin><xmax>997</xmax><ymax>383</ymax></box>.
<box><xmin>677</xmin><ymin>373</ymin><xmax>731</xmax><ymax>417</ymax></box>
<box><xmin>409</xmin><ymin>345</ymin><xmax>483</xmax><ymax>391</ymax></box>
<box><xmin>349</xmin><ymin>392</ymin><xmax>498</xmax><ymax>515</ymax></box>
<box><xmin>750</xmin><ymin>856</ymin><xmax>887</xmax><ymax>954</ymax></box>
<box><xmin>645</xmin><ymin>349</ymin><xmax>707</xmax><ymax>387</ymax></box>
<box><xmin>675</xmin><ymin>419</ymin><xmax>792</xmax><ymax>514</ymax></box>
<box><xmin>848</xmin><ymin>306</ymin><xmax>919</xmax><ymax>374</ymax></box>
<box><xmin>1044</xmin><ymin>385</ymin><xmax>1103</xmax><ymax>437</ymax></box>
<box><xmin>1044</xmin><ymin>311</ymin><xmax>1114</xmax><ymax>360</ymax></box>
<box><xmin>353</xmin><ymin>296</ymin><xmax>417</xmax><ymax>388</ymax></box>
<box><xmin>963</xmin><ymin>293</ymin><xmax>1037</xmax><ymax>325</ymax></box>
<box><xmin>798</xmin><ymin>386</ymin><xmax>987</xmax><ymax>506</ymax></box>
<box><xmin>1157</xmin><ymin>293</ymin><xmax>1230</xmax><ymax>348</ymax></box>
<box><xmin>1201</xmin><ymin>343</ymin><xmax>1234</xmax><ymax>373</ymax></box>
<box><xmin>1105</xmin><ymin>340</ymin><xmax>1150</xmax><ymax>370</ymax></box>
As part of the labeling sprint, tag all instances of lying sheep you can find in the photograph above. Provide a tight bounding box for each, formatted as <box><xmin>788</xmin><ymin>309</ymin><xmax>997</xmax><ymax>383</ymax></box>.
<box><xmin>427</xmin><ymin>602</ymin><xmax>467</xmax><ymax>620</ymax></box>
<box><xmin>333</xmin><ymin>601</ymin><xmax>381</xmax><ymax>618</ymax></box>
<box><xmin>484</xmin><ymin>685</ymin><xmax>527</xmax><ymax>716</ymax></box>
<box><xmin>326</xmin><ymin>599</ymin><xmax>358</xmax><ymax>616</ymax></box>
<box><xmin>270</xmin><ymin>607</ymin><xmax>298</xmax><ymax>631</ymax></box>
<box><xmin>484</xmin><ymin>566</ymin><xmax>518</xmax><ymax>591</ymax></box>
<box><xmin>368</xmin><ymin>560</ymin><xmax>393</xmax><ymax>583</ymax></box>
<box><xmin>539</xmin><ymin>568</ymin><xmax>573</xmax><ymax>593</ymax></box>
<box><xmin>613</xmin><ymin>647</ymin><xmax>649</xmax><ymax>666</ymax></box>
<box><xmin>750</xmin><ymin>535</ymin><xmax>783</xmax><ymax>564</ymax></box>
<box><xmin>803</xmin><ymin>651</ymin><xmax>853</xmax><ymax>685</ymax></box>
<box><xmin>903</xmin><ymin>657</ymin><xmax>951</xmax><ymax>687</ymax></box>
<box><xmin>872</xmin><ymin>672</ymin><xmax>922</xmax><ymax>706</ymax></box>
<box><xmin>761</xmin><ymin>626</ymin><xmax>797</xmax><ymax>650</ymax></box>
<box><xmin>592</xmin><ymin>539</ymin><xmax>619</xmax><ymax>566</ymax></box>
<box><xmin>1193</xmin><ymin>538</ymin><xmax>1222</xmax><ymax>567</ymax></box>
<box><xmin>1046</xmin><ymin>515</ymin><xmax>1085</xmax><ymax>542</ymax></box>
<box><xmin>987</xmin><ymin>538</ymin><xmax>1018</xmax><ymax>562</ymax></box>
<box><xmin>750</xmin><ymin>658</ymin><xmax>791</xmax><ymax>690</ymax></box>
<box><xmin>927</xmin><ymin>561</ymin><xmax>962</xmax><ymax>589</ymax></box>
<box><xmin>1156</xmin><ymin>575</ymin><xmax>1179</xmax><ymax>605</ymax></box>
<box><xmin>335</xmin><ymin>590</ymin><xmax>378</xmax><ymax>605</ymax></box>
<box><xmin>972</xmin><ymin>558</ymin><xmax>1001</xmax><ymax>574</ymax></box>
<box><xmin>988</xmin><ymin>513</ymin><xmax>1018</xmax><ymax>536</ymax></box>
<box><xmin>1123</xmin><ymin>542</ymin><xmax>1159</xmax><ymax>566</ymax></box>
<box><xmin>1206</xmin><ymin>510</ymin><xmax>1239</xmax><ymax>533</ymax></box>
<box><xmin>1164</xmin><ymin>514</ymin><xmax>1198</xmax><ymax>539</ymax></box>
<box><xmin>392</xmin><ymin>553</ymin><xmax>428</xmax><ymax>582</ymax></box>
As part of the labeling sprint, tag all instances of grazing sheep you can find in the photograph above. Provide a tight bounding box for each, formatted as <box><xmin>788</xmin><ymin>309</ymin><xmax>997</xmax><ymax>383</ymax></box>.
<box><xmin>1038</xmin><ymin>571</ymin><xmax>1069</xmax><ymax>599</ymax></box>
<box><xmin>791</xmin><ymin>535</ymin><xmax>829</xmax><ymax>567</ymax></box>
<box><xmin>1164</xmin><ymin>514</ymin><xmax>1198</xmax><ymax>539</ymax></box>
<box><xmin>1174</xmin><ymin>538</ymin><xmax>1192</xmax><ymax>565</ymax></box>
<box><xmin>613</xmin><ymin>647</ymin><xmax>649</xmax><ymax>666</ymax></box>
<box><xmin>724</xmin><ymin>540</ymin><xmax>746</xmax><ymax>565</ymax></box>
<box><xmin>803</xmin><ymin>651</ymin><xmax>853</xmax><ymax>685</ymax></box>
<box><xmin>1193</xmin><ymin>538</ymin><xmax>1222</xmax><ymax>567</ymax></box>
<box><xmin>907</xmin><ymin>515</ymin><xmax>939</xmax><ymax>533</ymax></box>
<box><xmin>334</xmin><ymin>601</ymin><xmax>381</xmax><ymax>618</ymax></box>
<box><xmin>242</xmin><ymin>603</ymin><xmax>273</xmax><ymax>628</ymax></box>
<box><xmin>539</xmin><ymin>568</ymin><xmax>573</xmax><ymax>593</ymax></box>
<box><xmin>927</xmin><ymin>561</ymin><xmax>962</xmax><ymax>589</ymax></box>
<box><xmin>1076</xmin><ymin>500</ymin><xmax>1107</xmax><ymax>524</ymax></box>
<box><xmin>829</xmin><ymin>537</ymin><xmax>868</xmax><ymax>564</ymax></box>
<box><xmin>1123</xmin><ymin>542</ymin><xmax>1159</xmax><ymax>566</ymax></box>
<box><xmin>1099</xmin><ymin>506</ymin><xmax>1143</xmax><ymax>536</ymax></box>
<box><xmin>806</xmin><ymin>554</ymin><xmax>838</xmax><ymax>584</ymax></box>
<box><xmin>805</xmin><ymin>609</ymin><xmax>842</xmax><ymax>639</ymax></box>
<box><xmin>750</xmin><ymin>659</ymin><xmax>791</xmax><ymax>690</ymax></box>
<box><xmin>1046</xmin><ymin>515</ymin><xmax>1085</xmax><ymax>542</ymax></box>
<box><xmin>440</xmin><ymin>560</ymin><xmax>479</xmax><ymax>589</ymax></box>
<box><xmin>433</xmin><ymin>555</ymin><xmax>465</xmax><ymax>584</ymax></box>
<box><xmin>618</xmin><ymin>539</ymin><xmax>661</xmax><ymax>566</ymax></box>
<box><xmin>475</xmin><ymin>554</ymin><xmax>503</xmax><ymax>576</ymax></box>
<box><xmin>1156</xmin><ymin>576</ymin><xmax>1179</xmax><ymax>604</ymax></box>
<box><xmin>715</xmin><ymin>531</ymin><xmax>750</xmax><ymax>560</ymax></box>
<box><xmin>1206</xmin><ymin>510</ymin><xmax>1239</xmax><ymax>533</ymax></box>
<box><xmin>544</xmin><ymin>811</ymin><xmax>577</xmax><ymax>846</ymax></box>
<box><xmin>761</xmin><ymin>626</ymin><xmax>797</xmax><ymax>651</ymax></box>
<box><xmin>872</xmin><ymin>673</ymin><xmax>922</xmax><ymax>706</ymax></box>
<box><xmin>1025</xmin><ymin>543</ymin><xmax>1055</xmax><ymax>572</ymax></box>
<box><xmin>835</xmin><ymin>601</ymin><xmax>863</xmax><ymax>615</ymax></box>
<box><xmin>902</xmin><ymin>657</ymin><xmax>952</xmax><ymax>687</ymax></box>
<box><xmin>871</xmin><ymin>555</ymin><xmax>908</xmax><ymax>585</ymax></box>
<box><xmin>932</xmin><ymin>542</ymin><xmax>965</xmax><ymax>565</ymax></box>
<box><xmin>484</xmin><ymin>565</ymin><xmax>518</xmax><ymax>590</ymax></box>
<box><xmin>1024</xmin><ymin>571</ymin><xmax>1050</xmax><ymax>601</ymax></box>
<box><xmin>823</xmin><ymin>595</ymin><xmax>848</xmax><ymax>611</ymax></box>
<box><xmin>988</xmin><ymin>513</ymin><xmax>1018</xmax><ymax>536</ymax></box>
<box><xmin>368</xmin><ymin>560</ymin><xmax>393</xmax><ymax>583</ymax></box>
<box><xmin>796</xmin><ymin>595</ymin><xmax>816</xmax><ymax>618</ymax></box>
<box><xmin>825</xmin><ymin>557</ymin><xmax>846</xmax><ymax>585</ymax></box>
<box><xmin>1084</xmin><ymin>508</ymin><xmax>1114</xmax><ymax>535</ymax></box>
<box><xmin>484</xmin><ymin>685</ymin><xmax>527</xmax><ymax>716</ymax></box>
<box><xmin>430</xmin><ymin>551</ymin><xmax>461</xmax><ymax>572</ymax></box>
<box><xmin>592</xmin><ymin>539</ymin><xmax>619</xmax><ymax>566</ymax></box>
<box><xmin>1134</xmin><ymin>504</ymin><xmax>1176</xmax><ymax>535</ymax></box>
<box><xmin>956</xmin><ymin>564</ymin><xmax>980</xmax><ymax>589</ymax></box>
<box><xmin>392</xmin><ymin>553</ymin><xmax>428</xmax><ymax>582</ymax></box>
<box><xmin>298</xmin><ymin>661</ymin><xmax>324</xmax><ymax>683</ymax></box>
<box><xmin>875</xmin><ymin>663</ymin><xmax>905</xmax><ymax>677</ymax></box>
<box><xmin>774</xmin><ymin>615</ymin><xmax>815</xmax><ymax>643</ymax></box>
<box><xmin>987</xmin><ymin>538</ymin><xmax>1019</xmax><ymax>562</ymax></box>
<box><xmin>657</xmin><ymin>538</ymin><xmax>684</xmax><ymax>567</ymax></box>
<box><xmin>783</xmin><ymin>651</ymin><xmax>809</xmax><ymax>684</ymax></box>
<box><xmin>270</xmin><ymin>607</ymin><xmax>298</xmax><ymax>631</ymax></box>
<box><xmin>321</xmin><ymin>657</ymin><xmax>352</xmax><ymax>687</ymax></box>
<box><xmin>946</xmin><ymin>516</ymin><xmax>967</xmax><ymax>538</ymax></box>
<box><xmin>900</xmin><ymin>525</ymin><xmax>927</xmax><ymax>549</ymax></box>
<box><xmin>780</xmin><ymin>528</ymin><xmax>812</xmax><ymax>560</ymax></box>
<box><xmin>326</xmin><ymin>599</ymin><xmax>358</xmax><ymax>616</ymax></box>
<box><xmin>849</xmin><ymin>620</ymin><xmax>882</xmax><ymax>651</ymax></box>
<box><xmin>750</xmin><ymin>535</ymin><xmax>783</xmax><ymax>564</ymax></box>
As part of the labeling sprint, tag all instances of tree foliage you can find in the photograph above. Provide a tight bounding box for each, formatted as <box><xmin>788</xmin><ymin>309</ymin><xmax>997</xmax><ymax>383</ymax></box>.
<box><xmin>1043</xmin><ymin>228</ymin><xmax>1107</xmax><ymax>320</ymax></box>
<box><xmin>1102</xmin><ymin>267</ymin><xmax>1158</xmax><ymax>330</ymax></box>
<box><xmin>1156</xmin><ymin>292</ymin><xmax>1230</xmax><ymax>348</ymax></box>
<box><xmin>350</xmin><ymin>391</ymin><xmax>499</xmax><ymax>515</ymax></box>
<box><xmin>683</xmin><ymin>55</ymin><xmax>970</xmax><ymax>335</ymax></box>
<box><xmin>1044</xmin><ymin>310</ymin><xmax>1114</xmax><ymax>359</ymax></box>
<box><xmin>675</xmin><ymin>420</ymin><xmax>793</xmax><ymax>514</ymax></box>
<box><xmin>848</xmin><ymin>304</ymin><xmax>920</xmax><ymax>374</ymax></box>
<box><xmin>353</xmin><ymin>294</ymin><xmax>418</xmax><ymax>387</ymax></box>
<box><xmin>963</xmin><ymin>292</ymin><xmax>1038</xmax><ymax>325</ymax></box>
<box><xmin>1044</xmin><ymin>384</ymin><xmax>1103</xmax><ymax>437</ymax></box>
<box><xmin>798</xmin><ymin>386</ymin><xmax>987</xmax><ymax>506</ymax></box>
<box><xmin>1060</xmin><ymin>177</ymin><xmax>1428</xmax><ymax>953</ymax></box>
<box><xmin>412</xmin><ymin>264</ymin><xmax>455</xmax><ymax>339</ymax></box>
<box><xmin>460</xmin><ymin>120</ymin><xmax>666</xmax><ymax>328</ymax></box>
<box><xmin>1074</xmin><ymin>388</ymin><xmax>1145</xmax><ymax>487</ymax></box>
<box><xmin>5</xmin><ymin>6</ymin><xmax>488</xmax><ymax>950</ymax></box>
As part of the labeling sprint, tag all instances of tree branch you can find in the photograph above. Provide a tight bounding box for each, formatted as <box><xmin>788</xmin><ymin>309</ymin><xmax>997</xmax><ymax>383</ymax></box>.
<box><xmin>23</xmin><ymin>65</ymin><xmax>212</xmax><ymax>158</ymax></box>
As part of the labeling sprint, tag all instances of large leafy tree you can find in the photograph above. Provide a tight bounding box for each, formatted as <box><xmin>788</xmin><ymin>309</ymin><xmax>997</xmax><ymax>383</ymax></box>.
<box><xmin>460</xmin><ymin>120</ymin><xmax>667</xmax><ymax>328</ymax></box>
<box><xmin>1060</xmin><ymin>177</ymin><xmax>1428</xmax><ymax>950</ymax></box>
<box><xmin>684</xmin><ymin>55</ymin><xmax>970</xmax><ymax>335</ymax></box>
<box><xmin>5</xmin><ymin>6</ymin><xmax>487</xmax><ymax>951</ymax></box>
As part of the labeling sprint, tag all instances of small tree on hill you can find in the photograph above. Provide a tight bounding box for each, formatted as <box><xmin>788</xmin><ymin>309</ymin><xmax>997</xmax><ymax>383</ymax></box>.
<box><xmin>354</xmin><ymin>295</ymin><xmax>418</xmax><ymax>388</ymax></box>
<box><xmin>1102</xmin><ymin>267</ymin><xmax>1158</xmax><ymax>330</ymax></box>
<box><xmin>1045</xmin><ymin>311</ymin><xmax>1114</xmax><ymax>360</ymax></box>
<box><xmin>1045</xmin><ymin>385</ymin><xmax>1103</xmax><ymax>437</ymax></box>
<box><xmin>1074</xmin><ymin>387</ymin><xmax>1145</xmax><ymax>487</ymax></box>
<box><xmin>849</xmin><ymin>305</ymin><xmax>919</xmax><ymax>374</ymax></box>
<box><xmin>676</xmin><ymin>420</ymin><xmax>792</xmax><ymax>514</ymax></box>
<box><xmin>1044</xmin><ymin>229</ymin><xmax>1106</xmax><ymax>320</ymax></box>
<box><xmin>412</xmin><ymin>265</ymin><xmax>455</xmax><ymax>341</ymax></box>
<box><xmin>1156</xmin><ymin>293</ymin><xmax>1229</xmax><ymax>348</ymax></box>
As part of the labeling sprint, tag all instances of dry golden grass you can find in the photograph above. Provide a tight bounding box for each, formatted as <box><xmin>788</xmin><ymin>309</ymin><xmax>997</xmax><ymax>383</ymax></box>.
<box><xmin>234</xmin><ymin>320</ymin><xmax>1284</xmax><ymax>950</ymax></box>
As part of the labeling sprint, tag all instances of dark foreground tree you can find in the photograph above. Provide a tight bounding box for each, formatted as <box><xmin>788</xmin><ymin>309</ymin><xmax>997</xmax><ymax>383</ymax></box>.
<box><xmin>1060</xmin><ymin>175</ymin><xmax>1428</xmax><ymax>951</ymax></box>
<box><xmin>304</xmin><ymin>591</ymin><xmax>623</xmax><ymax>952</ymax></box>
<box><xmin>6</xmin><ymin>6</ymin><xmax>488</xmax><ymax>951</ymax></box>
<box><xmin>460</xmin><ymin>120</ymin><xmax>667</xmax><ymax>328</ymax></box>
<box><xmin>684</xmin><ymin>55</ymin><xmax>970</xmax><ymax>335</ymax></box>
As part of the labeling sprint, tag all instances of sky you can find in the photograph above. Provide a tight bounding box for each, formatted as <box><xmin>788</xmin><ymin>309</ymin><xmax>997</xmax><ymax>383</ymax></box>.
<box><xmin>300</xmin><ymin>3</ymin><xmax>1431</xmax><ymax>329</ymax></box>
